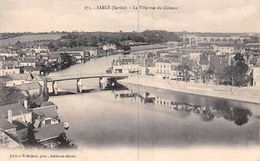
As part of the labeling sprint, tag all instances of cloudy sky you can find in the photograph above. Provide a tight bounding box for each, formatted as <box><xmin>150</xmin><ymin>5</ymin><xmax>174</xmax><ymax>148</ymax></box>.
<box><xmin>0</xmin><ymin>0</ymin><xmax>260</xmax><ymax>33</ymax></box>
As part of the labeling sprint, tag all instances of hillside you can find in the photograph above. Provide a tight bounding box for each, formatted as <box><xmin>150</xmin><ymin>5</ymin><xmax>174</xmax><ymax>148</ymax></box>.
<box><xmin>0</xmin><ymin>33</ymin><xmax>64</xmax><ymax>46</ymax></box>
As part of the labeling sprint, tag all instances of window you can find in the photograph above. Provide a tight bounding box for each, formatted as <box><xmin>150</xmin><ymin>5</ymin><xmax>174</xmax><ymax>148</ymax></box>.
<box><xmin>45</xmin><ymin>118</ymin><xmax>52</xmax><ymax>125</ymax></box>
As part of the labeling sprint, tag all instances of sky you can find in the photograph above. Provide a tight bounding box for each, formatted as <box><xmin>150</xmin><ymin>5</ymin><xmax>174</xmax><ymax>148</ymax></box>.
<box><xmin>0</xmin><ymin>0</ymin><xmax>260</xmax><ymax>33</ymax></box>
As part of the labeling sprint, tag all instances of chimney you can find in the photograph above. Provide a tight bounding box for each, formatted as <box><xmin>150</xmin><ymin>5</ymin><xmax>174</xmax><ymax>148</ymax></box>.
<box><xmin>7</xmin><ymin>110</ymin><xmax>12</xmax><ymax>123</ymax></box>
<box><xmin>24</xmin><ymin>99</ymin><xmax>28</xmax><ymax>109</ymax></box>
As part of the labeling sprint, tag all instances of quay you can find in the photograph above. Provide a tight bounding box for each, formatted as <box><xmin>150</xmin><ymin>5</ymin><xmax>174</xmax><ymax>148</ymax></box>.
<box><xmin>114</xmin><ymin>90</ymin><xmax>137</xmax><ymax>98</ymax></box>
<box><xmin>119</xmin><ymin>75</ymin><xmax>260</xmax><ymax>105</ymax></box>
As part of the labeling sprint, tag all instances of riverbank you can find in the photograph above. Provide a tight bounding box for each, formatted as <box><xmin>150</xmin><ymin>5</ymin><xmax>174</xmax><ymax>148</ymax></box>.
<box><xmin>118</xmin><ymin>75</ymin><xmax>260</xmax><ymax>104</ymax></box>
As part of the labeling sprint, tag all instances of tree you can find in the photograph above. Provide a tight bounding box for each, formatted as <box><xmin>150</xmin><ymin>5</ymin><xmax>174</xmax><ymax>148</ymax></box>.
<box><xmin>234</xmin><ymin>53</ymin><xmax>245</xmax><ymax>63</ymax></box>
<box><xmin>232</xmin><ymin>108</ymin><xmax>251</xmax><ymax>126</ymax></box>
<box><xmin>0</xmin><ymin>84</ymin><xmax>25</xmax><ymax>105</ymax></box>
<box><xmin>222</xmin><ymin>62</ymin><xmax>249</xmax><ymax>86</ymax></box>
<box><xmin>178</xmin><ymin>63</ymin><xmax>191</xmax><ymax>82</ymax></box>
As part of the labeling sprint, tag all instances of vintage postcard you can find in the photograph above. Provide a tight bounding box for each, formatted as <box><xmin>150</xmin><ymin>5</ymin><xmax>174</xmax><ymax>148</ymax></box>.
<box><xmin>0</xmin><ymin>0</ymin><xmax>260</xmax><ymax>161</ymax></box>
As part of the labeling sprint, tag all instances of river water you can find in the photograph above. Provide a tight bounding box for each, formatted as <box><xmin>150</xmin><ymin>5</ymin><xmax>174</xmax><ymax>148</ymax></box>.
<box><xmin>48</xmin><ymin>55</ymin><xmax>260</xmax><ymax>148</ymax></box>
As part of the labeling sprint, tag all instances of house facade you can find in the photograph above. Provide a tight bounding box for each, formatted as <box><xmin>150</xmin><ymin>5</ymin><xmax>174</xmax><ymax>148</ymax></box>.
<box><xmin>213</xmin><ymin>46</ymin><xmax>235</xmax><ymax>56</ymax></box>
<box><xmin>0</xmin><ymin>67</ymin><xmax>20</xmax><ymax>76</ymax></box>
<box><xmin>155</xmin><ymin>60</ymin><xmax>172</xmax><ymax>79</ymax></box>
<box><xmin>112</xmin><ymin>56</ymin><xmax>140</xmax><ymax>74</ymax></box>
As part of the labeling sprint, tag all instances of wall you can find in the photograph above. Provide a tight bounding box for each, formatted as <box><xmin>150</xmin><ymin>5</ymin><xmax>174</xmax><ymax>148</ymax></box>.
<box><xmin>0</xmin><ymin>68</ymin><xmax>20</xmax><ymax>76</ymax></box>
<box><xmin>253</xmin><ymin>67</ymin><xmax>260</xmax><ymax>87</ymax></box>
<box><xmin>13</xmin><ymin>113</ymin><xmax>32</xmax><ymax>123</ymax></box>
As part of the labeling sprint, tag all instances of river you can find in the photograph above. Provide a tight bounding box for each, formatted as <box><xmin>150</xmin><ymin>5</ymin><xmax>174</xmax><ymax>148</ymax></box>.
<box><xmin>48</xmin><ymin>55</ymin><xmax>260</xmax><ymax>148</ymax></box>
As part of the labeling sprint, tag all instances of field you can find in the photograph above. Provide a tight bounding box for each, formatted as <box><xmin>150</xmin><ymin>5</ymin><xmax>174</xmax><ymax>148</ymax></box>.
<box><xmin>0</xmin><ymin>33</ymin><xmax>64</xmax><ymax>46</ymax></box>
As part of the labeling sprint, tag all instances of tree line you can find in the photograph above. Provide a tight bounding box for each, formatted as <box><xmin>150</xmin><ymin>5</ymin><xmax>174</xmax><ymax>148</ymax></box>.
<box><xmin>47</xmin><ymin>30</ymin><xmax>182</xmax><ymax>51</ymax></box>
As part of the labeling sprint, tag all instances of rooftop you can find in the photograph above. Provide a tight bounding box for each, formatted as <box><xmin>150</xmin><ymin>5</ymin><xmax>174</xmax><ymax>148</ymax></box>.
<box><xmin>246</xmin><ymin>43</ymin><xmax>260</xmax><ymax>46</ymax></box>
<box><xmin>156</xmin><ymin>59</ymin><xmax>172</xmax><ymax>64</ymax></box>
<box><xmin>20</xmin><ymin>57</ymin><xmax>35</xmax><ymax>63</ymax></box>
<box><xmin>5</xmin><ymin>73</ymin><xmax>38</xmax><ymax>81</ymax></box>
<box><xmin>14</xmin><ymin>82</ymin><xmax>42</xmax><ymax>91</ymax></box>
<box><xmin>32</xmin><ymin>105</ymin><xmax>58</xmax><ymax>119</ymax></box>
<box><xmin>33</xmin><ymin>122</ymin><xmax>64</xmax><ymax>142</ymax></box>
<box><xmin>59</xmin><ymin>46</ymin><xmax>97</xmax><ymax>52</ymax></box>
<box><xmin>40</xmin><ymin>101</ymin><xmax>55</xmax><ymax>107</ymax></box>
<box><xmin>0</xmin><ymin>119</ymin><xmax>17</xmax><ymax>130</ymax></box>
<box><xmin>5</xmin><ymin>57</ymin><xmax>18</xmax><ymax>62</ymax></box>
<box><xmin>0</xmin><ymin>103</ymin><xmax>30</xmax><ymax>119</ymax></box>
<box><xmin>22</xmin><ymin>66</ymin><xmax>38</xmax><ymax>71</ymax></box>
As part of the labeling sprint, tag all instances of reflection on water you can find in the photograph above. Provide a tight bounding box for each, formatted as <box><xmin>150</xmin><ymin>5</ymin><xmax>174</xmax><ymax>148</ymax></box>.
<box><xmin>49</xmin><ymin>88</ymin><xmax>260</xmax><ymax>148</ymax></box>
<box><xmin>48</xmin><ymin>55</ymin><xmax>260</xmax><ymax>148</ymax></box>
<box><xmin>115</xmin><ymin>90</ymin><xmax>253</xmax><ymax>126</ymax></box>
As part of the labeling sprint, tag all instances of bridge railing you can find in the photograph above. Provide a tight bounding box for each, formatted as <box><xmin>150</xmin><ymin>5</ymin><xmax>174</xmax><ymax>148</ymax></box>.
<box><xmin>46</xmin><ymin>72</ymin><xmax>129</xmax><ymax>81</ymax></box>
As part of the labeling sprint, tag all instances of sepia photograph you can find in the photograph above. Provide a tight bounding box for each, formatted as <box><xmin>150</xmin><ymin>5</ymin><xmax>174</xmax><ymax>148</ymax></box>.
<box><xmin>0</xmin><ymin>0</ymin><xmax>260</xmax><ymax>160</ymax></box>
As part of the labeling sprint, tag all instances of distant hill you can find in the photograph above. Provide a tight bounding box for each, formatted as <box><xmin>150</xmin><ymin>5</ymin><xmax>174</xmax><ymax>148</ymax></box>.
<box><xmin>0</xmin><ymin>33</ymin><xmax>64</xmax><ymax>46</ymax></box>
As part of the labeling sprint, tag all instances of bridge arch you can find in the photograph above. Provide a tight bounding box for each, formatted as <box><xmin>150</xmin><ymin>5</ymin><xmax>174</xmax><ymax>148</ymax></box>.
<box><xmin>215</xmin><ymin>38</ymin><xmax>221</xmax><ymax>43</ymax></box>
<box><xmin>203</xmin><ymin>38</ymin><xmax>208</xmax><ymax>42</ymax></box>
<box><xmin>184</xmin><ymin>38</ymin><xmax>190</xmax><ymax>42</ymax></box>
<box><xmin>222</xmin><ymin>38</ymin><xmax>228</xmax><ymax>43</ymax></box>
<box><xmin>228</xmin><ymin>38</ymin><xmax>235</xmax><ymax>43</ymax></box>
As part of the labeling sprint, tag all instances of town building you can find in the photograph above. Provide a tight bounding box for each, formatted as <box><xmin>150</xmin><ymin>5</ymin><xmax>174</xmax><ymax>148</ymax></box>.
<box><xmin>213</xmin><ymin>46</ymin><xmax>235</xmax><ymax>56</ymax></box>
<box><xmin>155</xmin><ymin>59</ymin><xmax>172</xmax><ymax>79</ymax></box>
<box><xmin>138</xmin><ymin>57</ymin><xmax>156</xmax><ymax>76</ymax></box>
<box><xmin>0</xmin><ymin>67</ymin><xmax>20</xmax><ymax>76</ymax></box>
<box><xmin>246</xmin><ymin>43</ymin><xmax>260</xmax><ymax>51</ymax></box>
<box><xmin>0</xmin><ymin>51</ymin><xmax>18</xmax><ymax>57</ymax></box>
<box><xmin>0</xmin><ymin>103</ymin><xmax>32</xmax><ymax>124</ymax></box>
<box><xmin>2</xmin><ymin>73</ymin><xmax>43</xmax><ymax>87</ymax></box>
<box><xmin>29</xmin><ymin>46</ymin><xmax>49</xmax><ymax>55</ymax></box>
<box><xmin>32</xmin><ymin>105</ymin><xmax>59</xmax><ymax>129</ymax></box>
<box><xmin>85</xmin><ymin>47</ymin><xmax>98</xmax><ymax>58</ymax></box>
<box><xmin>19</xmin><ymin>57</ymin><xmax>36</xmax><ymax>68</ymax></box>
<box><xmin>179</xmin><ymin>46</ymin><xmax>214</xmax><ymax>55</ymax></box>
<box><xmin>21</xmin><ymin>66</ymin><xmax>39</xmax><ymax>74</ymax></box>
<box><xmin>48</xmin><ymin>52</ymin><xmax>62</xmax><ymax>64</ymax></box>
<box><xmin>102</xmin><ymin>43</ymin><xmax>117</xmax><ymax>51</ymax></box>
<box><xmin>0</xmin><ymin>119</ymin><xmax>22</xmax><ymax>148</ymax></box>
<box><xmin>112</xmin><ymin>56</ymin><xmax>140</xmax><ymax>74</ymax></box>
<box><xmin>209</xmin><ymin>55</ymin><xmax>229</xmax><ymax>72</ymax></box>
<box><xmin>189</xmin><ymin>52</ymin><xmax>202</xmax><ymax>64</ymax></box>
<box><xmin>0</xmin><ymin>56</ymin><xmax>19</xmax><ymax>67</ymax></box>
<box><xmin>14</xmin><ymin>82</ymin><xmax>43</xmax><ymax>99</ymax></box>
<box><xmin>58</xmin><ymin>47</ymin><xmax>93</xmax><ymax>63</ymax></box>
<box><xmin>32</xmin><ymin>122</ymin><xmax>65</xmax><ymax>148</ymax></box>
